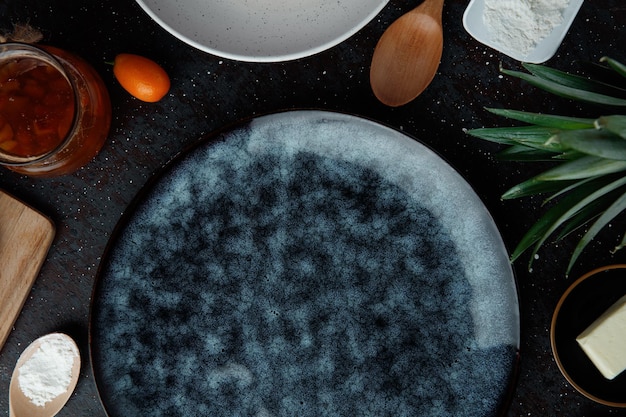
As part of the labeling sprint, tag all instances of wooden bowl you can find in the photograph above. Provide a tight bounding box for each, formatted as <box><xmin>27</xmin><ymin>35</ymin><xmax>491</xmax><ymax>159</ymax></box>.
<box><xmin>551</xmin><ymin>264</ymin><xmax>626</xmax><ymax>407</ymax></box>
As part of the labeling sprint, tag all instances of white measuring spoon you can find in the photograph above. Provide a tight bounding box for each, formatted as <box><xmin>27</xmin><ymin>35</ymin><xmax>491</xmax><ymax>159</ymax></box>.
<box><xmin>9</xmin><ymin>333</ymin><xmax>80</xmax><ymax>417</ymax></box>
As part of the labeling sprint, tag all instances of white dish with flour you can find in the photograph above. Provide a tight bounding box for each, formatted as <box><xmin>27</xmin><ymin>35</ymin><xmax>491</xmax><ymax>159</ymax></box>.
<box><xmin>463</xmin><ymin>0</ymin><xmax>584</xmax><ymax>63</ymax></box>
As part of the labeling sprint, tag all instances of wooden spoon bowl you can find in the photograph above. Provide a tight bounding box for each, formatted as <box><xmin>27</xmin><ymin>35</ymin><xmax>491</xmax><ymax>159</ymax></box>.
<box><xmin>370</xmin><ymin>0</ymin><xmax>444</xmax><ymax>107</ymax></box>
<box><xmin>9</xmin><ymin>333</ymin><xmax>80</xmax><ymax>417</ymax></box>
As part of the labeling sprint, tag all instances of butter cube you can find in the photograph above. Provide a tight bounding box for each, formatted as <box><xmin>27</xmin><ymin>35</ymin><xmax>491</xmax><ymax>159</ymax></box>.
<box><xmin>576</xmin><ymin>294</ymin><xmax>626</xmax><ymax>380</ymax></box>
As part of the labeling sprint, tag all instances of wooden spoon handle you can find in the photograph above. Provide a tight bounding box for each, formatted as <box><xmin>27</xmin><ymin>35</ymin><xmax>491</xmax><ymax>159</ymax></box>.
<box><xmin>414</xmin><ymin>0</ymin><xmax>444</xmax><ymax>19</ymax></box>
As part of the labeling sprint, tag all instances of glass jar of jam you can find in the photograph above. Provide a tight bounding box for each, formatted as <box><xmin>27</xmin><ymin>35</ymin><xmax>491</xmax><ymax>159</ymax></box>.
<box><xmin>0</xmin><ymin>42</ymin><xmax>111</xmax><ymax>177</ymax></box>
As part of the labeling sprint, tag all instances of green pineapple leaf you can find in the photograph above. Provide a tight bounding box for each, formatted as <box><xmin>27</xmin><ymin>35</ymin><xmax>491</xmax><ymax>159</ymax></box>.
<box><xmin>501</xmin><ymin>177</ymin><xmax>577</xmax><ymax>200</ymax></box>
<box><xmin>542</xmin><ymin>175</ymin><xmax>619</xmax><ymax>205</ymax></box>
<box><xmin>554</xmin><ymin>201</ymin><xmax>603</xmax><ymax>241</ymax></box>
<box><xmin>485</xmin><ymin>108</ymin><xmax>595</xmax><ymax>129</ymax></box>
<box><xmin>567</xmin><ymin>190</ymin><xmax>626</xmax><ymax>274</ymax></box>
<box><xmin>552</xmin><ymin>150</ymin><xmax>588</xmax><ymax>160</ymax></box>
<box><xmin>555</xmin><ymin>128</ymin><xmax>626</xmax><ymax>160</ymax></box>
<box><xmin>500</xmin><ymin>67</ymin><xmax>626</xmax><ymax>107</ymax></box>
<box><xmin>522</xmin><ymin>63</ymin><xmax>626</xmax><ymax>97</ymax></box>
<box><xmin>526</xmin><ymin>176</ymin><xmax>626</xmax><ymax>267</ymax></box>
<box><xmin>509</xmin><ymin>202</ymin><xmax>567</xmax><ymax>263</ymax></box>
<box><xmin>595</xmin><ymin>115</ymin><xmax>626</xmax><ymax>138</ymax></box>
<box><xmin>536</xmin><ymin>155</ymin><xmax>626</xmax><ymax>181</ymax></box>
<box><xmin>497</xmin><ymin>145</ymin><xmax>566</xmax><ymax>162</ymax></box>
<box><xmin>466</xmin><ymin>125</ymin><xmax>562</xmax><ymax>150</ymax></box>
<box><xmin>468</xmin><ymin>57</ymin><xmax>626</xmax><ymax>274</ymax></box>
<box><xmin>600</xmin><ymin>57</ymin><xmax>626</xmax><ymax>79</ymax></box>
<box><xmin>553</xmin><ymin>178</ymin><xmax>626</xmax><ymax>239</ymax></box>
<box><xmin>509</xmin><ymin>179</ymin><xmax>606</xmax><ymax>262</ymax></box>
<box><xmin>613</xmin><ymin>232</ymin><xmax>626</xmax><ymax>253</ymax></box>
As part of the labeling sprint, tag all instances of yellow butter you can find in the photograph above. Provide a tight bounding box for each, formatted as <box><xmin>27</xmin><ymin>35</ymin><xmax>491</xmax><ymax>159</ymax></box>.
<box><xmin>576</xmin><ymin>294</ymin><xmax>626</xmax><ymax>380</ymax></box>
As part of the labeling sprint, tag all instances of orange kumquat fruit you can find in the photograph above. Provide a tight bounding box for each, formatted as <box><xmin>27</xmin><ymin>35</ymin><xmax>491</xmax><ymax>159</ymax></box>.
<box><xmin>112</xmin><ymin>53</ymin><xmax>170</xmax><ymax>102</ymax></box>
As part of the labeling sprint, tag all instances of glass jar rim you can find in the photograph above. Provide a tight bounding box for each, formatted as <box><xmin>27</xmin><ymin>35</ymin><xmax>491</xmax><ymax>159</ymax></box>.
<box><xmin>0</xmin><ymin>42</ymin><xmax>79</xmax><ymax>166</ymax></box>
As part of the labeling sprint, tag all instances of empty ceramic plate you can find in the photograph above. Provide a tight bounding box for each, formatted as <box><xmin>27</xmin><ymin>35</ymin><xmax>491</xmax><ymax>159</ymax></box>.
<box><xmin>134</xmin><ymin>0</ymin><xmax>388</xmax><ymax>62</ymax></box>
<box><xmin>90</xmin><ymin>110</ymin><xmax>520</xmax><ymax>417</ymax></box>
<box><xmin>463</xmin><ymin>0</ymin><xmax>584</xmax><ymax>63</ymax></box>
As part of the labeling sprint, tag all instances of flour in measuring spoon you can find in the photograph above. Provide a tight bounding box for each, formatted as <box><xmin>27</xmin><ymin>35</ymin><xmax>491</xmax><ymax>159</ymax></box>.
<box><xmin>18</xmin><ymin>334</ymin><xmax>79</xmax><ymax>407</ymax></box>
<box><xmin>483</xmin><ymin>0</ymin><xmax>570</xmax><ymax>58</ymax></box>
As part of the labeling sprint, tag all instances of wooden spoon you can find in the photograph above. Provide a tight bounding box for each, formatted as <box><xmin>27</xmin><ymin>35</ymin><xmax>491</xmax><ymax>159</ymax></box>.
<box><xmin>370</xmin><ymin>0</ymin><xmax>445</xmax><ymax>107</ymax></box>
<box><xmin>9</xmin><ymin>333</ymin><xmax>80</xmax><ymax>417</ymax></box>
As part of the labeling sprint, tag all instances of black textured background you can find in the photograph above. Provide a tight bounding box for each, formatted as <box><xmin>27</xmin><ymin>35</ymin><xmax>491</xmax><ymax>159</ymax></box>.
<box><xmin>0</xmin><ymin>0</ymin><xmax>625</xmax><ymax>416</ymax></box>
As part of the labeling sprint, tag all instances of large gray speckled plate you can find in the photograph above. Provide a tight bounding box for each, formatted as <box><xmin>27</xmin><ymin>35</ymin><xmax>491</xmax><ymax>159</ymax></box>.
<box><xmin>90</xmin><ymin>110</ymin><xmax>520</xmax><ymax>417</ymax></box>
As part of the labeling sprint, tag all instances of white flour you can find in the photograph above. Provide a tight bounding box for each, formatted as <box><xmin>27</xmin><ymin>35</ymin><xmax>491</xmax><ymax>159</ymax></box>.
<box><xmin>18</xmin><ymin>334</ymin><xmax>79</xmax><ymax>407</ymax></box>
<box><xmin>483</xmin><ymin>0</ymin><xmax>570</xmax><ymax>57</ymax></box>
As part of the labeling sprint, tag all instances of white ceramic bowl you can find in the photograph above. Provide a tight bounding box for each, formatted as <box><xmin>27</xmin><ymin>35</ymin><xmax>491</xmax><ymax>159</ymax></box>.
<box><xmin>463</xmin><ymin>0</ymin><xmax>584</xmax><ymax>63</ymax></box>
<box><xmin>135</xmin><ymin>0</ymin><xmax>389</xmax><ymax>62</ymax></box>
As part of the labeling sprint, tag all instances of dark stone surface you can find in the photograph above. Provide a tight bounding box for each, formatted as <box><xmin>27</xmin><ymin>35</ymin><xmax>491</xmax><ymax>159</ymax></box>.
<box><xmin>0</xmin><ymin>0</ymin><xmax>625</xmax><ymax>416</ymax></box>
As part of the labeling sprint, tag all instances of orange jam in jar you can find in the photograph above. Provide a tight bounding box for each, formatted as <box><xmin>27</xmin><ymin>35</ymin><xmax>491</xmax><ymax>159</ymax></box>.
<box><xmin>0</xmin><ymin>43</ymin><xmax>111</xmax><ymax>177</ymax></box>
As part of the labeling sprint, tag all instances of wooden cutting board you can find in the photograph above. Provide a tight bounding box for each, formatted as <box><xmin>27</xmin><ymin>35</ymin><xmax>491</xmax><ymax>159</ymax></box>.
<box><xmin>0</xmin><ymin>190</ymin><xmax>55</xmax><ymax>352</ymax></box>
